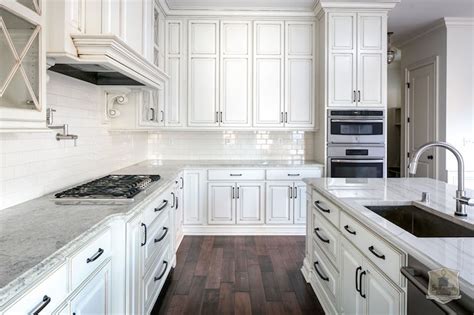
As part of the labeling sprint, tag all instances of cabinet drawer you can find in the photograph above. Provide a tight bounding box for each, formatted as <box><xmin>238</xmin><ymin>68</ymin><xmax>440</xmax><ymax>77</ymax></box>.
<box><xmin>143</xmin><ymin>187</ymin><xmax>174</xmax><ymax>226</ymax></box>
<box><xmin>266</xmin><ymin>168</ymin><xmax>322</xmax><ymax>180</ymax></box>
<box><xmin>312</xmin><ymin>190</ymin><xmax>340</xmax><ymax>228</ymax></box>
<box><xmin>340</xmin><ymin>212</ymin><xmax>406</xmax><ymax>286</ymax></box>
<box><xmin>311</xmin><ymin>240</ymin><xmax>338</xmax><ymax>308</ymax></box>
<box><xmin>4</xmin><ymin>264</ymin><xmax>68</xmax><ymax>315</ymax></box>
<box><xmin>143</xmin><ymin>244</ymin><xmax>171</xmax><ymax>310</ymax></box>
<box><xmin>70</xmin><ymin>228</ymin><xmax>112</xmax><ymax>290</ymax></box>
<box><xmin>312</xmin><ymin>210</ymin><xmax>339</xmax><ymax>267</ymax></box>
<box><xmin>143</xmin><ymin>209</ymin><xmax>171</xmax><ymax>272</ymax></box>
<box><xmin>208</xmin><ymin>169</ymin><xmax>265</xmax><ymax>181</ymax></box>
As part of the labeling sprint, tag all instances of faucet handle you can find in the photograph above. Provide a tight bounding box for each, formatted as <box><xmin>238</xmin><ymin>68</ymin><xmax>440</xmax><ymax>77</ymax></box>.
<box><xmin>455</xmin><ymin>196</ymin><xmax>474</xmax><ymax>206</ymax></box>
<box><xmin>421</xmin><ymin>192</ymin><xmax>430</xmax><ymax>203</ymax></box>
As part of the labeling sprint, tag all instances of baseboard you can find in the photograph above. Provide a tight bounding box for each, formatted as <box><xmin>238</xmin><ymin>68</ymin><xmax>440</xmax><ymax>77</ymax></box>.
<box><xmin>182</xmin><ymin>224</ymin><xmax>306</xmax><ymax>235</ymax></box>
<box><xmin>301</xmin><ymin>257</ymin><xmax>312</xmax><ymax>282</ymax></box>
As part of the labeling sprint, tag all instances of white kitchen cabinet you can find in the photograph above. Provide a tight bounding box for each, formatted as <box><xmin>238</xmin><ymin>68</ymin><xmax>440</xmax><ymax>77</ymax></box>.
<box><xmin>293</xmin><ymin>182</ymin><xmax>307</xmax><ymax>224</ymax></box>
<box><xmin>253</xmin><ymin>21</ymin><xmax>285</xmax><ymax>127</ymax></box>
<box><xmin>285</xmin><ymin>22</ymin><xmax>315</xmax><ymax>128</ymax></box>
<box><xmin>125</xmin><ymin>214</ymin><xmax>143</xmax><ymax>315</ymax></box>
<box><xmin>69</xmin><ymin>261</ymin><xmax>112</xmax><ymax>315</ymax></box>
<box><xmin>236</xmin><ymin>182</ymin><xmax>265</xmax><ymax>224</ymax></box>
<box><xmin>183</xmin><ymin>169</ymin><xmax>207</xmax><ymax>224</ymax></box>
<box><xmin>328</xmin><ymin>12</ymin><xmax>386</xmax><ymax>108</ymax></box>
<box><xmin>188</xmin><ymin>20</ymin><xmax>219</xmax><ymax>127</ymax></box>
<box><xmin>208</xmin><ymin>182</ymin><xmax>235</xmax><ymax>224</ymax></box>
<box><xmin>220</xmin><ymin>21</ymin><xmax>252</xmax><ymax>127</ymax></box>
<box><xmin>174</xmin><ymin>173</ymin><xmax>184</xmax><ymax>248</ymax></box>
<box><xmin>0</xmin><ymin>1</ymin><xmax>47</xmax><ymax>132</ymax></box>
<box><xmin>266</xmin><ymin>181</ymin><xmax>306</xmax><ymax>224</ymax></box>
<box><xmin>340</xmin><ymin>238</ymin><xmax>365</xmax><ymax>315</ymax></box>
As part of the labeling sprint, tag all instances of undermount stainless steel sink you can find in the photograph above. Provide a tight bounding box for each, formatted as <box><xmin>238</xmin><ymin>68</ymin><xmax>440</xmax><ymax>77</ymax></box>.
<box><xmin>364</xmin><ymin>205</ymin><xmax>474</xmax><ymax>238</ymax></box>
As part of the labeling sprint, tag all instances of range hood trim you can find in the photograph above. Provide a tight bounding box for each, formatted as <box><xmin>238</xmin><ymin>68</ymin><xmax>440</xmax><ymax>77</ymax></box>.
<box><xmin>48</xmin><ymin>34</ymin><xmax>169</xmax><ymax>89</ymax></box>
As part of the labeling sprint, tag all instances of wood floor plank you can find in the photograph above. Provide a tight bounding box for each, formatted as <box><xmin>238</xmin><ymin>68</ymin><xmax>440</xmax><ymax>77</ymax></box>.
<box><xmin>194</xmin><ymin>236</ymin><xmax>214</xmax><ymax>276</ymax></box>
<box><xmin>183</xmin><ymin>276</ymin><xmax>207</xmax><ymax>314</ymax></box>
<box><xmin>248</xmin><ymin>264</ymin><xmax>266</xmax><ymax>315</ymax></box>
<box><xmin>281</xmin><ymin>292</ymin><xmax>303</xmax><ymax>315</ymax></box>
<box><xmin>205</xmin><ymin>247</ymin><xmax>224</xmax><ymax>289</ymax></box>
<box><xmin>217</xmin><ymin>282</ymin><xmax>235</xmax><ymax>314</ymax></box>
<box><xmin>201</xmin><ymin>289</ymin><xmax>220</xmax><ymax>315</ymax></box>
<box><xmin>257</xmin><ymin>255</ymin><xmax>274</xmax><ymax>272</ymax></box>
<box><xmin>174</xmin><ymin>260</ymin><xmax>197</xmax><ymax>295</ymax></box>
<box><xmin>261</xmin><ymin>272</ymin><xmax>281</xmax><ymax>301</ymax></box>
<box><xmin>235</xmin><ymin>271</ymin><xmax>250</xmax><ymax>292</ymax></box>
<box><xmin>164</xmin><ymin>295</ymin><xmax>188</xmax><ymax>315</ymax></box>
<box><xmin>234</xmin><ymin>292</ymin><xmax>252</xmax><ymax>315</ymax></box>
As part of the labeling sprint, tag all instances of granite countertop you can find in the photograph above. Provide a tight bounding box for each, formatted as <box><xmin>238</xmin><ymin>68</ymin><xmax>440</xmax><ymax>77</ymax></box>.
<box><xmin>303</xmin><ymin>177</ymin><xmax>474</xmax><ymax>297</ymax></box>
<box><xmin>0</xmin><ymin>159</ymin><xmax>323</xmax><ymax>305</ymax></box>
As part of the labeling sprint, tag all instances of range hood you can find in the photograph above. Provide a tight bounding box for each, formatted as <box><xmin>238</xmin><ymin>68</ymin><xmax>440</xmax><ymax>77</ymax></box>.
<box><xmin>47</xmin><ymin>35</ymin><xmax>168</xmax><ymax>89</ymax></box>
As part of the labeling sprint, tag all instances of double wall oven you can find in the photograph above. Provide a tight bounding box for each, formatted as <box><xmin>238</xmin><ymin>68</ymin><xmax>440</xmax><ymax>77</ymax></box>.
<box><xmin>327</xmin><ymin>110</ymin><xmax>386</xmax><ymax>178</ymax></box>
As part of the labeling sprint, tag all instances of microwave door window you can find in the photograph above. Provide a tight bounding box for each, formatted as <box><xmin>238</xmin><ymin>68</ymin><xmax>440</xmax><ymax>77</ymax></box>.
<box><xmin>331</xmin><ymin>161</ymin><xmax>383</xmax><ymax>178</ymax></box>
<box><xmin>331</xmin><ymin>122</ymin><xmax>383</xmax><ymax>135</ymax></box>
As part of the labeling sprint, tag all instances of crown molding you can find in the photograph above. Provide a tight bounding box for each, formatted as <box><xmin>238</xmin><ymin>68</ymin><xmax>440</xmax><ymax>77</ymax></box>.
<box><xmin>314</xmin><ymin>0</ymin><xmax>399</xmax><ymax>15</ymax></box>
<box><xmin>443</xmin><ymin>17</ymin><xmax>474</xmax><ymax>28</ymax></box>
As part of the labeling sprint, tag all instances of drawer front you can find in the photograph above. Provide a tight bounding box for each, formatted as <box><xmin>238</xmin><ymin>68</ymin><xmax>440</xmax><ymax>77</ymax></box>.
<box><xmin>143</xmin><ymin>244</ymin><xmax>171</xmax><ymax>310</ymax></box>
<box><xmin>71</xmin><ymin>228</ymin><xmax>112</xmax><ymax>290</ymax></box>
<box><xmin>143</xmin><ymin>209</ymin><xmax>171</xmax><ymax>272</ymax></box>
<box><xmin>208</xmin><ymin>169</ymin><xmax>265</xmax><ymax>181</ymax></box>
<box><xmin>266</xmin><ymin>168</ymin><xmax>322</xmax><ymax>180</ymax></box>
<box><xmin>312</xmin><ymin>190</ymin><xmax>340</xmax><ymax>227</ymax></box>
<box><xmin>311</xmin><ymin>240</ymin><xmax>338</xmax><ymax>307</ymax></box>
<box><xmin>4</xmin><ymin>264</ymin><xmax>68</xmax><ymax>315</ymax></box>
<box><xmin>312</xmin><ymin>210</ymin><xmax>339</xmax><ymax>267</ymax></box>
<box><xmin>340</xmin><ymin>212</ymin><xmax>406</xmax><ymax>286</ymax></box>
<box><xmin>143</xmin><ymin>186</ymin><xmax>174</xmax><ymax>226</ymax></box>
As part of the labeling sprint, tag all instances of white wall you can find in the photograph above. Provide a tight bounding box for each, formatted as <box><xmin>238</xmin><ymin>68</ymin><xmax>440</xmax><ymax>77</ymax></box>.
<box><xmin>148</xmin><ymin>131</ymin><xmax>315</xmax><ymax>160</ymax></box>
<box><xmin>0</xmin><ymin>72</ymin><xmax>148</xmax><ymax>210</ymax></box>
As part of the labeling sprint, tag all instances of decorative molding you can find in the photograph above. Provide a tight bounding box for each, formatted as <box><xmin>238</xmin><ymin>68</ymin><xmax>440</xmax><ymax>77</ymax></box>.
<box><xmin>314</xmin><ymin>0</ymin><xmax>399</xmax><ymax>16</ymax></box>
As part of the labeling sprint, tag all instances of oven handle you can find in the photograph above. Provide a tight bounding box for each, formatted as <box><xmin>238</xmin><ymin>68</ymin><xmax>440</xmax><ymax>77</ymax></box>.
<box><xmin>331</xmin><ymin>159</ymin><xmax>384</xmax><ymax>164</ymax></box>
<box><xmin>400</xmin><ymin>267</ymin><xmax>457</xmax><ymax>315</ymax></box>
<box><xmin>330</xmin><ymin>119</ymin><xmax>384</xmax><ymax>123</ymax></box>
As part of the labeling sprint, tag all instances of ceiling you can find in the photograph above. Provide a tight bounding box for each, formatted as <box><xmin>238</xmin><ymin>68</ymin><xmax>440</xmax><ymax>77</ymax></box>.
<box><xmin>165</xmin><ymin>0</ymin><xmax>474</xmax><ymax>43</ymax></box>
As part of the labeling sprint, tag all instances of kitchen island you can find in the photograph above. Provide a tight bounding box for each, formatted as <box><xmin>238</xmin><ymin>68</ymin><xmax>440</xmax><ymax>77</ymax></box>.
<box><xmin>302</xmin><ymin>177</ymin><xmax>474</xmax><ymax>314</ymax></box>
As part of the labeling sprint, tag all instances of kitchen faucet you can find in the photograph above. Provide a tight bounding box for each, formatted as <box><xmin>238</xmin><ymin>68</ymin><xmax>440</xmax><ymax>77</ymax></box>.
<box><xmin>408</xmin><ymin>141</ymin><xmax>473</xmax><ymax>216</ymax></box>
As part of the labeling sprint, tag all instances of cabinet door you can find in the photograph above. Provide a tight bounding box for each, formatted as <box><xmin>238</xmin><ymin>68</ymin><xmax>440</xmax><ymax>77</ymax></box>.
<box><xmin>357</xmin><ymin>13</ymin><xmax>386</xmax><ymax>108</ymax></box>
<box><xmin>125</xmin><ymin>215</ymin><xmax>143</xmax><ymax>315</ymax></box>
<box><xmin>140</xmin><ymin>89</ymin><xmax>162</xmax><ymax>127</ymax></box>
<box><xmin>293</xmin><ymin>182</ymin><xmax>307</xmax><ymax>224</ymax></box>
<box><xmin>340</xmin><ymin>238</ymin><xmax>365</xmax><ymax>315</ymax></box>
<box><xmin>236</xmin><ymin>182</ymin><xmax>264</xmax><ymax>224</ymax></box>
<box><xmin>70</xmin><ymin>262</ymin><xmax>112</xmax><ymax>315</ymax></box>
<box><xmin>208</xmin><ymin>182</ymin><xmax>235</xmax><ymax>224</ymax></box>
<box><xmin>265</xmin><ymin>182</ymin><xmax>293</xmax><ymax>224</ymax></box>
<box><xmin>175</xmin><ymin>174</ymin><xmax>184</xmax><ymax>247</ymax></box>
<box><xmin>328</xmin><ymin>13</ymin><xmax>357</xmax><ymax>107</ymax></box>
<box><xmin>188</xmin><ymin>21</ymin><xmax>219</xmax><ymax>127</ymax></box>
<box><xmin>254</xmin><ymin>22</ymin><xmax>284</xmax><ymax>127</ymax></box>
<box><xmin>183</xmin><ymin>170</ymin><xmax>206</xmax><ymax>225</ymax></box>
<box><xmin>220</xmin><ymin>21</ymin><xmax>251</xmax><ymax>127</ymax></box>
<box><xmin>365</xmin><ymin>261</ymin><xmax>404</xmax><ymax>315</ymax></box>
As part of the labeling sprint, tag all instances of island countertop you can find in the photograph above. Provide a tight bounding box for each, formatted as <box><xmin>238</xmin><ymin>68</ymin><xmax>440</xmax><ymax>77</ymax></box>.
<box><xmin>0</xmin><ymin>159</ymin><xmax>323</xmax><ymax>305</ymax></box>
<box><xmin>303</xmin><ymin>177</ymin><xmax>474</xmax><ymax>298</ymax></box>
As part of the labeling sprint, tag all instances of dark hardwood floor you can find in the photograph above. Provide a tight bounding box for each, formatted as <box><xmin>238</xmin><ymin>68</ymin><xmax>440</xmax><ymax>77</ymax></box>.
<box><xmin>152</xmin><ymin>236</ymin><xmax>324</xmax><ymax>315</ymax></box>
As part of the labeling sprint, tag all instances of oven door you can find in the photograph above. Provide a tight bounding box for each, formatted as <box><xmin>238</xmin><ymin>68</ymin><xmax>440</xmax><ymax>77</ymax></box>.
<box><xmin>328</xmin><ymin>119</ymin><xmax>384</xmax><ymax>144</ymax></box>
<box><xmin>328</xmin><ymin>158</ymin><xmax>384</xmax><ymax>178</ymax></box>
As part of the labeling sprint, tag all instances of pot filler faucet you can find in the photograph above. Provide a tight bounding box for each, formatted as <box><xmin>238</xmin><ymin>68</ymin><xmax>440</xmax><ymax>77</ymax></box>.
<box><xmin>408</xmin><ymin>141</ymin><xmax>473</xmax><ymax>216</ymax></box>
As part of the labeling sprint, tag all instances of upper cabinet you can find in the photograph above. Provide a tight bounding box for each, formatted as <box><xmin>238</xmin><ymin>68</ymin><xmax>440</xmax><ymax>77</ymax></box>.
<box><xmin>0</xmin><ymin>0</ymin><xmax>47</xmax><ymax>132</ymax></box>
<box><xmin>327</xmin><ymin>12</ymin><xmax>386</xmax><ymax>108</ymax></box>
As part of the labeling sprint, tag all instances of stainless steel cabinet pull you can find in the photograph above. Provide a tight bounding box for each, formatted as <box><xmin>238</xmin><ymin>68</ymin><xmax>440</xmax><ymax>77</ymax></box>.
<box><xmin>288</xmin><ymin>186</ymin><xmax>293</xmax><ymax>199</ymax></box>
<box><xmin>314</xmin><ymin>228</ymin><xmax>330</xmax><ymax>243</ymax></box>
<box><xmin>287</xmin><ymin>173</ymin><xmax>300</xmax><ymax>177</ymax></box>
<box><xmin>280</xmin><ymin>112</ymin><xmax>284</xmax><ymax>123</ymax></box>
<box><xmin>155</xmin><ymin>200</ymin><xmax>168</xmax><ymax>212</ymax></box>
<box><xmin>86</xmin><ymin>248</ymin><xmax>104</xmax><ymax>263</ymax></box>
<box><xmin>294</xmin><ymin>187</ymin><xmax>297</xmax><ymax>199</ymax></box>
<box><xmin>285</xmin><ymin>112</ymin><xmax>288</xmax><ymax>123</ymax></box>
<box><xmin>313</xmin><ymin>261</ymin><xmax>329</xmax><ymax>281</ymax></box>
<box><xmin>359</xmin><ymin>270</ymin><xmax>366</xmax><ymax>298</ymax></box>
<box><xmin>236</xmin><ymin>186</ymin><xmax>240</xmax><ymax>199</ymax></box>
<box><xmin>171</xmin><ymin>192</ymin><xmax>176</xmax><ymax>208</ymax></box>
<box><xmin>216</xmin><ymin>111</ymin><xmax>219</xmax><ymax>123</ymax></box>
<box><xmin>149</xmin><ymin>108</ymin><xmax>155</xmax><ymax>121</ymax></box>
<box><xmin>141</xmin><ymin>223</ymin><xmax>147</xmax><ymax>246</ymax></box>
<box><xmin>180</xmin><ymin>176</ymin><xmax>184</xmax><ymax>189</ymax></box>
<box><xmin>160</xmin><ymin>110</ymin><xmax>164</xmax><ymax>122</ymax></box>
<box><xmin>344</xmin><ymin>225</ymin><xmax>357</xmax><ymax>235</ymax></box>
<box><xmin>154</xmin><ymin>227</ymin><xmax>169</xmax><ymax>243</ymax></box>
<box><xmin>353</xmin><ymin>90</ymin><xmax>357</xmax><ymax>102</ymax></box>
<box><xmin>31</xmin><ymin>295</ymin><xmax>51</xmax><ymax>315</ymax></box>
<box><xmin>154</xmin><ymin>260</ymin><xmax>169</xmax><ymax>281</ymax></box>
<box><xmin>314</xmin><ymin>200</ymin><xmax>330</xmax><ymax>213</ymax></box>
<box><xmin>230</xmin><ymin>174</ymin><xmax>242</xmax><ymax>177</ymax></box>
<box><xmin>232</xmin><ymin>187</ymin><xmax>235</xmax><ymax>199</ymax></box>
<box><xmin>220</xmin><ymin>111</ymin><xmax>223</xmax><ymax>123</ymax></box>
<box><xmin>357</xmin><ymin>90</ymin><xmax>361</xmax><ymax>102</ymax></box>
<box><xmin>368</xmin><ymin>245</ymin><xmax>385</xmax><ymax>260</ymax></box>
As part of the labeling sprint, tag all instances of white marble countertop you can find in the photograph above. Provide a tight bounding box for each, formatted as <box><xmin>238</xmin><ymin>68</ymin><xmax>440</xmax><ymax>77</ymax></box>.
<box><xmin>0</xmin><ymin>159</ymin><xmax>323</xmax><ymax>306</ymax></box>
<box><xmin>303</xmin><ymin>177</ymin><xmax>474</xmax><ymax>298</ymax></box>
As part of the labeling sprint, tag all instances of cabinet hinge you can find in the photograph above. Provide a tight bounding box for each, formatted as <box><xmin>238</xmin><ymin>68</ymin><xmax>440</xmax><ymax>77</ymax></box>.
<box><xmin>406</xmin><ymin>82</ymin><xmax>410</xmax><ymax>88</ymax></box>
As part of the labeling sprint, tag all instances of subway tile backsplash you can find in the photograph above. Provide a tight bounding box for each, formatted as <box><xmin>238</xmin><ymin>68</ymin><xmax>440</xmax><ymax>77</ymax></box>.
<box><xmin>0</xmin><ymin>72</ymin><xmax>148</xmax><ymax>210</ymax></box>
<box><xmin>148</xmin><ymin>131</ymin><xmax>315</xmax><ymax>161</ymax></box>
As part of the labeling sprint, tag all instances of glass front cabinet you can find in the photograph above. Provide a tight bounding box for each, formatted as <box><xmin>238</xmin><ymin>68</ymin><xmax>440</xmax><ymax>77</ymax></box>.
<box><xmin>0</xmin><ymin>0</ymin><xmax>47</xmax><ymax>131</ymax></box>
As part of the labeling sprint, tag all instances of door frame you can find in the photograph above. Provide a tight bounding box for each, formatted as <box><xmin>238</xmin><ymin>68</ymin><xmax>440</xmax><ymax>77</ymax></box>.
<box><xmin>402</xmin><ymin>55</ymin><xmax>439</xmax><ymax>178</ymax></box>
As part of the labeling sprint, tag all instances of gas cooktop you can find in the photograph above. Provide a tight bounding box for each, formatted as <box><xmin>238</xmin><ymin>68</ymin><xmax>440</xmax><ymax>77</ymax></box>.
<box><xmin>54</xmin><ymin>174</ymin><xmax>161</xmax><ymax>204</ymax></box>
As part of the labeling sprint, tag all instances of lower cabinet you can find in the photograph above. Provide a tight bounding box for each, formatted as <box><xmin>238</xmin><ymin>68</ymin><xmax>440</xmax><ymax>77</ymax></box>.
<box><xmin>208</xmin><ymin>181</ymin><xmax>264</xmax><ymax>224</ymax></box>
<box><xmin>266</xmin><ymin>181</ymin><xmax>306</xmax><ymax>224</ymax></box>
<box><xmin>69</xmin><ymin>261</ymin><xmax>112</xmax><ymax>315</ymax></box>
<box><xmin>340</xmin><ymin>238</ymin><xmax>404</xmax><ymax>315</ymax></box>
<box><xmin>183</xmin><ymin>169</ymin><xmax>207</xmax><ymax>225</ymax></box>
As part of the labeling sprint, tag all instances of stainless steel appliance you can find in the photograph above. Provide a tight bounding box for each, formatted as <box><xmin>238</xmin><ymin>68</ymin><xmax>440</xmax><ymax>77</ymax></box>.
<box><xmin>54</xmin><ymin>174</ymin><xmax>160</xmax><ymax>205</ymax></box>
<box><xmin>328</xmin><ymin>110</ymin><xmax>384</xmax><ymax>144</ymax></box>
<box><xmin>401</xmin><ymin>256</ymin><xmax>474</xmax><ymax>315</ymax></box>
<box><xmin>327</xmin><ymin>145</ymin><xmax>385</xmax><ymax>178</ymax></box>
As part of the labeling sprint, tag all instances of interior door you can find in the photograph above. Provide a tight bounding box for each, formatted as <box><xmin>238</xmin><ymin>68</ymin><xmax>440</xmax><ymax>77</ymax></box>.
<box><xmin>265</xmin><ymin>182</ymin><xmax>293</xmax><ymax>224</ymax></box>
<box><xmin>236</xmin><ymin>182</ymin><xmax>264</xmax><ymax>224</ymax></box>
<box><xmin>340</xmin><ymin>238</ymin><xmax>365</xmax><ymax>315</ymax></box>
<box><xmin>208</xmin><ymin>182</ymin><xmax>235</xmax><ymax>224</ymax></box>
<box><xmin>407</xmin><ymin>60</ymin><xmax>437</xmax><ymax>178</ymax></box>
